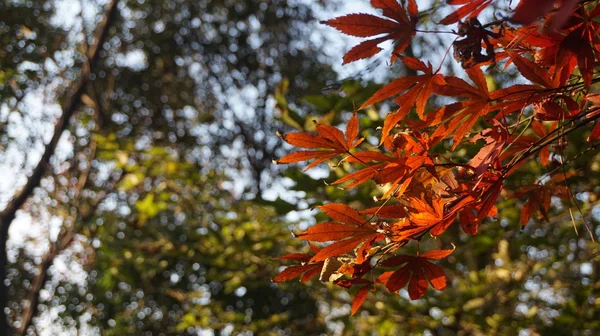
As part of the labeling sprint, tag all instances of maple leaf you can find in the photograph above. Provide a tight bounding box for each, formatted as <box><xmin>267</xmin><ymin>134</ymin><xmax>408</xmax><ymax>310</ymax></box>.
<box><xmin>516</xmin><ymin>182</ymin><xmax>569</xmax><ymax>226</ymax></box>
<box><xmin>557</xmin><ymin>14</ymin><xmax>600</xmax><ymax>88</ymax></box>
<box><xmin>429</xmin><ymin>195</ymin><xmax>477</xmax><ymax>236</ymax></box>
<box><xmin>322</xmin><ymin>0</ymin><xmax>418</xmax><ymax>64</ymax></box>
<box><xmin>469</xmin><ymin>120</ymin><xmax>509</xmax><ymax>177</ymax></box>
<box><xmin>296</xmin><ymin>222</ymin><xmax>376</xmax><ymax>242</ymax></box>
<box><xmin>459</xmin><ymin>208</ymin><xmax>479</xmax><ymax>234</ymax></box>
<box><xmin>379</xmin><ymin>247</ymin><xmax>455</xmax><ymax>300</ymax></box>
<box><xmin>272</xmin><ymin>244</ymin><xmax>325</xmax><ymax>283</ymax></box>
<box><xmin>329</xmin><ymin>151</ymin><xmax>392</xmax><ymax>188</ymax></box>
<box><xmin>502</xmin><ymin>120</ymin><xmax>554</xmax><ymax>166</ymax></box>
<box><xmin>507</xmin><ymin>51</ymin><xmax>555</xmax><ymax>88</ymax></box>
<box><xmin>440</xmin><ymin>0</ymin><xmax>493</xmax><ymax>25</ymax></box>
<box><xmin>489</xmin><ymin>85</ymin><xmax>553</xmax><ymax>121</ymax></box>
<box><xmin>373</xmin><ymin>155</ymin><xmax>434</xmax><ymax>200</ymax></box>
<box><xmin>430</xmin><ymin>66</ymin><xmax>492</xmax><ymax>148</ymax></box>
<box><xmin>272</xmin><ymin>263</ymin><xmax>323</xmax><ymax>283</ymax></box>
<box><xmin>276</xmin><ymin>112</ymin><xmax>364</xmax><ymax>171</ymax></box>
<box><xmin>360</xmin><ymin>56</ymin><xmax>446</xmax><ymax>141</ymax></box>
<box><xmin>511</xmin><ymin>0</ymin><xmax>582</xmax><ymax>32</ymax></box>
<box><xmin>533</xmin><ymin>98</ymin><xmax>581</xmax><ymax>121</ymax></box>
<box><xmin>407</xmin><ymin>196</ymin><xmax>444</xmax><ymax>226</ymax></box>
<box><xmin>296</xmin><ymin>204</ymin><xmax>382</xmax><ymax>262</ymax></box>
<box><xmin>589</xmin><ymin>122</ymin><xmax>600</xmax><ymax>142</ymax></box>
<box><xmin>275</xmin><ymin>0</ymin><xmax>599</xmax><ymax>309</ymax></box>
<box><xmin>360</xmin><ymin>205</ymin><xmax>408</xmax><ymax>219</ymax></box>
<box><xmin>351</xmin><ymin>286</ymin><xmax>370</xmax><ymax>316</ymax></box>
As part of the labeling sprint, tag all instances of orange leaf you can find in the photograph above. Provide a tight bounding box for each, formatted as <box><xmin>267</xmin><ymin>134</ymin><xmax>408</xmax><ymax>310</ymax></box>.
<box><xmin>401</xmin><ymin>55</ymin><xmax>430</xmax><ymax>72</ymax></box>
<box><xmin>420</xmin><ymin>247</ymin><xmax>455</xmax><ymax>260</ymax></box>
<box><xmin>346</xmin><ymin>112</ymin><xmax>360</xmax><ymax>148</ymax></box>
<box><xmin>297</xmin><ymin>222</ymin><xmax>375</xmax><ymax>242</ymax></box>
<box><xmin>319</xmin><ymin>204</ymin><xmax>366</xmax><ymax>226</ymax></box>
<box><xmin>360</xmin><ymin>205</ymin><xmax>407</xmax><ymax>218</ymax></box>
<box><xmin>278</xmin><ymin>117</ymin><xmax>364</xmax><ymax>171</ymax></box>
<box><xmin>521</xmin><ymin>193</ymin><xmax>539</xmax><ymax>226</ymax></box>
<box><xmin>465</xmin><ymin>66</ymin><xmax>488</xmax><ymax>96</ymax></box>
<box><xmin>408</xmin><ymin>196</ymin><xmax>444</xmax><ymax>226</ymax></box>
<box><xmin>508</xmin><ymin>51</ymin><xmax>554</xmax><ymax>88</ymax></box>
<box><xmin>351</xmin><ymin>286</ymin><xmax>370</xmax><ymax>316</ymax></box>
<box><xmin>342</xmin><ymin>37</ymin><xmax>386</xmax><ymax>64</ymax></box>
<box><xmin>381</xmin><ymin>251</ymin><xmax>449</xmax><ymax>299</ymax></box>
<box><xmin>589</xmin><ymin>122</ymin><xmax>600</xmax><ymax>142</ymax></box>
<box><xmin>406</xmin><ymin>0</ymin><xmax>418</xmax><ymax>19</ymax></box>
<box><xmin>429</xmin><ymin>216</ymin><xmax>456</xmax><ymax>236</ymax></box>
<box><xmin>275</xmin><ymin>253</ymin><xmax>312</xmax><ymax>262</ymax></box>
<box><xmin>311</xmin><ymin>234</ymin><xmax>371</xmax><ymax>262</ymax></box>
<box><xmin>332</xmin><ymin>164</ymin><xmax>382</xmax><ymax>188</ymax></box>
<box><xmin>300</xmin><ymin>265</ymin><xmax>323</xmax><ymax>283</ymax></box>
<box><xmin>272</xmin><ymin>263</ymin><xmax>321</xmax><ymax>282</ymax></box>
<box><xmin>323</xmin><ymin>2</ymin><xmax>417</xmax><ymax>64</ymax></box>
<box><xmin>380</xmin><ymin>84</ymin><xmax>423</xmax><ymax>141</ymax></box>
<box><xmin>360</xmin><ymin>76</ymin><xmax>420</xmax><ymax>109</ymax></box>
<box><xmin>577</xmin><ymin>42</ymin><xmax>595</xmax><ymax>88</ymax></box>
<box><xmin>421</xmin><ymin>261</ymin><xmax>446</xmax><ymax>290</ymax></box>
<box><xmin>408</xmin><ymin>266</ymin><xmax>429</xmax><ymax>300</ymax></box>
<box><xmin>283</xmin><ymin>132</ymin><xmax>338</xmax><ymax>149</ymax></box>
<box><xmin>277</xmin><ymin>150</ymin><xmax>334</xmax><ymax>164</ymax></box>
<box><xmin>459</xmin><ymin>209</ymin><xmax>479</xmax><ymax>234</ymax></box>
<box><xmin>316</xmin><ymin>124</ymin><xmax>347</xmax><ymax>150</ymax></box>
<box><xmin>531</xmin><ymin>120</ymin><xmax>547</xmax><ymax>137</ymax></box>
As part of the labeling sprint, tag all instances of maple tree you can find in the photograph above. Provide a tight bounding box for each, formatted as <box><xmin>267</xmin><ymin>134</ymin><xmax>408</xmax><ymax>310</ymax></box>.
<box><xmin>273</xmin><ymin>0</ymin><xmax>600</xmax><ymax>315</ymax></box>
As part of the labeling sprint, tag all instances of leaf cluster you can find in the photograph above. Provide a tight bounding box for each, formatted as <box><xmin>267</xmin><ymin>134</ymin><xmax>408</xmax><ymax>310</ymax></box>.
<box><xmin>274</xmin><ymin>0</ymin><xmax>600</xmax><ymax>315</ymax></box>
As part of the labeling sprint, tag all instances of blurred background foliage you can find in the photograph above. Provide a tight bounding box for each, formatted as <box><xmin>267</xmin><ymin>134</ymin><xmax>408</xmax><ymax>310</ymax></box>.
<box><xmin>0</xmin><ymin>0</ymin><xmax>599</xmax><ymax>335</ymax></box>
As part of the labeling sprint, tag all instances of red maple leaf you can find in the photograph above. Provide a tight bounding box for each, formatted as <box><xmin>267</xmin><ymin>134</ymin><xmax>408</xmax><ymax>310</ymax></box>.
<box><xmin>276</xmin><ymin>112</ymin><xmax>363</xmax><ymax>171</ymax></box>
<box><xmin>440</xmin><ymin>0</ymin><xmax>493</xmax><ymax>25</ymax></box>
<box><xmin>379</xmin><ymin>247</ymin><xmax>455</xmax><ymax>300</ymax></box>
<box><xmin>272</xmin><ymin>243</ymin><xmax>325</xmax><ymax>283</ymax></box>
<box><xmin>360</xmin><ymin>56</ymin><xmax>446</xmax><ymax>141</ymax></box>
<box><xmin>322</xmin><ymin>0</ymin><xmax>418</xmax><ymax>64</ymax></box>
<box><xmin>511</xmin><ymin>0</ymin><xmax>583</xmax><ymax>32</ymax></box>
<box><xmin>295</xmin><ymin>204</ymin><xmax>382</xmax><ymax>262</ymax></box>
<box><xmin>351</xmin><ymin>286</ymin><xmax>371</xmax><ymax>315</ymax></box>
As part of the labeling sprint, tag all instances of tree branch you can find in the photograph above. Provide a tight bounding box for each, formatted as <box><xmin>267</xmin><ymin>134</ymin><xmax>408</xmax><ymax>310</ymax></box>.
<box><xmin>0</xmin><ymin>0</ymin><xmax>119</xmax><ymax>331</ymax></box>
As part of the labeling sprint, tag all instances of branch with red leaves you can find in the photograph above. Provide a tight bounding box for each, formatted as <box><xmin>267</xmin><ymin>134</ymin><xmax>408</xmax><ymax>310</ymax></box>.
<box><xmin>273</xmin><ymin>0</ymin><xmax>600</xmax><ymax>315</ymax></box>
